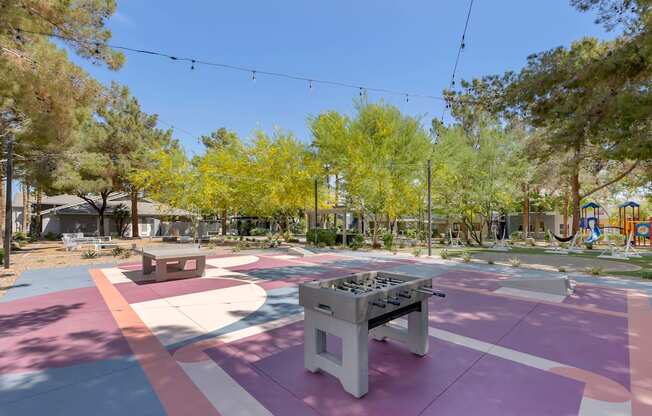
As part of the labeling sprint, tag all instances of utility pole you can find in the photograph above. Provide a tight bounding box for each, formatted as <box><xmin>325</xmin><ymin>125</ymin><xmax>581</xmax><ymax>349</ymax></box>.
<box><xmin>427</xmin><ymin>159</ymin><xmax>432</xmax><ymax>257</ymax></box>
<box><xmin>314</xmin><ymin>178</ymin><xmax>318</xmax><ymax>228</ymax></box>
<box><xmin>4</xmin><ymin>136</ymin><xmax>13</xmax><ymax>269</ymax></box>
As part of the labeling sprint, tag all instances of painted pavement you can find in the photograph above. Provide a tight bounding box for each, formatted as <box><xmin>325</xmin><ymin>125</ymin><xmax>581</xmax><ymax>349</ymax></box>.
<box><xmin>0</xmin><ymin>251</ymin><xmax>651</xmax><ymax>415</ymax></box>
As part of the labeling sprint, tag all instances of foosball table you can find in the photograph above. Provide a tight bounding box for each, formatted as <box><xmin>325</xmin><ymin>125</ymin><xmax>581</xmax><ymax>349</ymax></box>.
<box><xmin>299</xmin><ymin>271</ymin><xmax>445</xmax><ymax>398</ymax></box>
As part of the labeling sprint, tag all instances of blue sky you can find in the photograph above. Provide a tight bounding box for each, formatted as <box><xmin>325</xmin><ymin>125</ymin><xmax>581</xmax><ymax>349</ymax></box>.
<box><xmin>67</xmin><ymin>0</ymin><xmax>612</xmax><ymax>156</ymax></box>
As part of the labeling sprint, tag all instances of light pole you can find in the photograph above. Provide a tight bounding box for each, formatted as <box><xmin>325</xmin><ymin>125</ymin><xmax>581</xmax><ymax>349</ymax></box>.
<box><xmin>427</xmin><ymin>159</ymin><xmax>432</xmax><ymax>256</ymax></box>
<box><xmin>4</xmin><ymin>135</ymin><xmax>13</xmax><ymax>269</ymax></box>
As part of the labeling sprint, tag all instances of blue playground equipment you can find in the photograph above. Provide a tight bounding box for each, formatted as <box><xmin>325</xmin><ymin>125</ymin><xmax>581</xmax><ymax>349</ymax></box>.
<box><xmin>585</xmin><ymin>216</ymin><xmax>602</xmax><ymax>244</ymax></box>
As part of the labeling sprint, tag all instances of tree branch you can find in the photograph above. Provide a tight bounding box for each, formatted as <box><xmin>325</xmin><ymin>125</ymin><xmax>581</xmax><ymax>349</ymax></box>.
<box><xmin>580</xmin><ymin>161</ymin><xmax>640</xmax><ymax>199</ymax></box>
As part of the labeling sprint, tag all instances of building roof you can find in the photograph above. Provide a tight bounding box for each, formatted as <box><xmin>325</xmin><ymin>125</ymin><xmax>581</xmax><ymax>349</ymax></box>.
<box><xmin>12</xmin><ymin>193</ymin><xmax>85</xmax><ymax>208</ymax></box>
<box><xmin>39</xmin><ymin>192</ymin><xmax>194</xmax><ymax>218</ymax></box>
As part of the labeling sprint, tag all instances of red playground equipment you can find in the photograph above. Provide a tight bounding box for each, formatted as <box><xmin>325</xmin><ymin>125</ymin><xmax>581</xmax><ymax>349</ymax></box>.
<box><xmin>618</xmin><ymin>200</ymin><xmax>650</xmax><ymax>246</ymax></box>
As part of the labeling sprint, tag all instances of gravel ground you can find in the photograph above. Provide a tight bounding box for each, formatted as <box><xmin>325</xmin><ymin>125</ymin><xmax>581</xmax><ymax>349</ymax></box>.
<box><xmin>471</xmin><ymin>251</ymin><xmax>641</xmax><ymax>272</ymax></box>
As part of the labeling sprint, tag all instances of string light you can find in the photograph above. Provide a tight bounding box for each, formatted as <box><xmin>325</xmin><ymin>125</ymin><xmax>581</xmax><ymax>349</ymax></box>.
<box><xmin>442</xmin><ymin>0</ymin><xmax>475</xmax><ymax>121</ymax></box>
<box><xmin>308</xmin><ymin>79</ymin><xmax>313</xmax><ymax>91</ymax></box>
<box><xmin>3</xmin><ymin>26</ymin><xmax>448</xmax><ymax>104</ymax></box>
<box><xmin>405</xmin><ymin>94</ymin><xmax>409</xmax><ymax>103</ymax></box>
<box><xmin>190</xmin><ymin>59</ymin><xmax>195</xmax><ymax>70</ymax></box>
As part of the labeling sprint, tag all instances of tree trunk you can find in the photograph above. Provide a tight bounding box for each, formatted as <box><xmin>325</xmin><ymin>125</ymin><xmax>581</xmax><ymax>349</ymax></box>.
<box><xmin>570</xmin><ymin>168</ymin><xmax>581</xmax><ymax>234</ymax></box>
<box><xmin>131</xmin><ymin>189</ymin><xmax>139</xmax><ymax>238</ymax></box>
<box><xmin>522</xmin><ymin>183</ymin><xmax>529</xmax><ymax>239</ymax></box>
<box><xmin>22</xmin><ymin>183</ymin><xmax>30</xmax><ymax>234</ymax></box>
<box><xmin>36</xmin><ymin>189</ymin><xmax>42</xmax><ymax>236</ymax></box>
<box><xmin>221</xmin><ymin>209</ymin><xmax>227</xmax><ymax>236</ymax></box>
<box><xmin>0</xmin><ymin>176</ymin><xmax>4</xmax><ymax>247</ymax></box>
<box><xmin>562</xmin><ymin>191</ymin><xmax>569</xmax><ymax>237</ymax></box>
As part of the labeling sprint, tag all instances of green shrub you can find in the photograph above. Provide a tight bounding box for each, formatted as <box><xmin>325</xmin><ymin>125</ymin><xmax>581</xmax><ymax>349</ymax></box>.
<box><xmin>509</xmin><ymin>257</ymin><xmax>521</xmax><ymax>267</ymax></box>
<box><xmin>440</xmin><ymin>249</ymin><xmax>449</xmax><ymax>260</ymax></box>
<box><xmin>44</xmin><ymin>231</ymin><xmax>58</xmax><ymax>241</ymax></box>
<box><xmin>382</xmin><ymin>233</ymin><xmax>394</xmax><ymax>251</ymax></box>
<box><xmin>250</xmin><ymin>227</ymin><xmax>268</xmax><ymax>236</ymax></box>
<box><xmin>412</xmin><ymin>247</ymin><xmax>422</xmax><ymax>257</ymax></box>
<box><xmin>317</xmin><ymin>241</ymin><xmax>327</xmax><ymax>248</ymax></box>
<box><xmin>487</xmin><ymin>259</ymin><xmax>495</xmax><ymax>265</ymax></box>
<box><xmin>111</xmin><ymin>247</ymin><xmax>126</xmax><ymax>257</ymax></box>
<box><xmin>306</xmin><ymin>229</ymin><xmax>336</xmax><ymax>246</ymax></box>
<box><xmin>641</xmin><ymin>270</ymin><xmax>652</xmax><ymax>280</ymax></box>
<box><xmin>398</xmin><ymin>240</ymin><xmax>406</xmax><ymax>249</ymax></box>
<box><xmin>461</xmin><ymin>251</ymin><xmax>472</xmax><ymax>263</ymax></box>
<box><xmin>558</xmin><ymin>266</ymin><xmax>567</xmax><ymax>273</ymax></box>
<box><xmin>0</xmin><ymin>249</ymin><xmax>4</xmax><ymax>263</ymax></box>
<box><xmin>13</xmin><ymin>232</ymin><xmax>29</xmax><ymax>242</ymax></box>
<box><xmin>588</xmin><ymin>266</ymin><xmax>602</xmax><ymax>276</ymax></box>
<box><xmin>82</xmin><ymin>250</ymin><xmax>98</xmax><ymax>259</ymax></box>
<box><xmin>348</xmin><ymin>233</ymin><xmax>364</xmax><ymax>250</ymax></box>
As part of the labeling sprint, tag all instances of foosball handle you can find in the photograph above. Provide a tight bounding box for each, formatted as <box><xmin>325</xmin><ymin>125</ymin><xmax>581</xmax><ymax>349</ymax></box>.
<box><xmin>370</xmin><ymin>300</ymin><xmax>386</xmax><ymax>308</ymax></box>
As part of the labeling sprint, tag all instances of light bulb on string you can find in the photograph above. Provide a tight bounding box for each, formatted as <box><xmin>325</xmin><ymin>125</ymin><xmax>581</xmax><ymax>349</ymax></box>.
<box><xmin>191</xmin><ymin>59</ymin><xmax>195</xmax><ymax>70</ymax></box>
<box><xmin>308</xmin><ymin>80</ymin><xmax>313</xmax><ymax>92</ymax></box>
<box><xmin>251</xmin><ymin>71</ymin><xmax>256</xmax><ymax>82</ymax></box>
<box><xmin>405</xmin><ymin>94</ymin><xmax>409</xmax><ymax>103</ymax></box>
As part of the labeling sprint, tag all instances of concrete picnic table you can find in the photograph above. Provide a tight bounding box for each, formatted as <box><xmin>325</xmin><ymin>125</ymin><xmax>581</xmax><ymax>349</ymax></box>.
<box><xmin>142</xmin><ymin>247</ymin><xmax>209</xmax><ymax>281</ymax></box>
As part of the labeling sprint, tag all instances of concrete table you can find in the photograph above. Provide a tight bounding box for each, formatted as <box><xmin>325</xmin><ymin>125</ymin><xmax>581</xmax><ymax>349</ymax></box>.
<box><xmin>142</xmin><ymin>247</ymin><xmax>208</xmax><ymax>282</ymax></box>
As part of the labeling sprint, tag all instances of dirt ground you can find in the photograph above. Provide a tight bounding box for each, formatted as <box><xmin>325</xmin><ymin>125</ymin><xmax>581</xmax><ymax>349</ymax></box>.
<box><xmin>0</xmin><ymin>239</ymin><xmax>236</xmax><ymax>298</ymax></box>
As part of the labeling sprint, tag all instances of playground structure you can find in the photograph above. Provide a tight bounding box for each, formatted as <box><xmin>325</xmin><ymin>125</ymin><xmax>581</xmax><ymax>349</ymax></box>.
<box><xmin>448</xmin><ymin>228</ymin><xmax>465</xmax><ymax>248</ymax></box>
<box><xmin>619</xmin><ymin>200</ymin><xmax>651</xmax><ymax>247</ymax></box>
<box><xmin>489</xmin><ymin>222</ymin><xmax>511</xmax><ymax>251</ymax></box>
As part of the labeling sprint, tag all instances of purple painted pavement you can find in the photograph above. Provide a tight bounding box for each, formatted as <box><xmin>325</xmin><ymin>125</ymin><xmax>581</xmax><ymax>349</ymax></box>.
<box><xmin>247</xmin><ymin>336</ymin><xmax>484</xmax><ymax>416</ymax></box>
<box><xmin>426</xmin><ymin>353</ymin><xmax>584</xmax><ymax>416</ymax></box>
<box><xmin>0</xmin><ymin>287</ymin><xmax>131</xmax><ymax>373</ymax></box>
<box><xmin>428</xmin><ymin>286</ymin><xmax>537</xmax><ymax>344</ymax></box>
<box><xmin>115</xmin><ymin>277</ymin><xmax>247</xmax><ymax>304</ymax></box>
<box><xmin>564</xmin><ymin>284</ymin><xmax>628</xmax><ymax>313</ymax></box>
<box><xmin>499</xmin><ymin>303</ymin><xmax>630</xmax><ymax>389</ymax></box>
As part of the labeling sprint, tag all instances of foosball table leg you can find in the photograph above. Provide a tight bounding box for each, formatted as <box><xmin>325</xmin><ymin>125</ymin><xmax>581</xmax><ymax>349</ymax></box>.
<box><xmin>303</xmin><ymin>309</ymin><xmax>369</xmax><ymax>398</ymax></box>
<box><xmin>407</xmin><ymin>300</ymin><xmax>429</xmax><ymax>356</ymax></box>
<box><xmin>341</xmin><ymin>321</ymin><xmax>369</xmax><ymax>398</ymax></box>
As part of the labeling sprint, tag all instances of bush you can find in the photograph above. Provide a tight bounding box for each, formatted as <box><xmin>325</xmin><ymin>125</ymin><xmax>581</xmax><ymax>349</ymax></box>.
<box><xmin>641</xmin><ymin>270</ymin><xmax>652</xmax><ymax>280</ymax></box>
<box><xmin>306</xmin><ymin>229</ymin><xmax>336</xmax><ymax>246</ymax></box>
<box><xmin>440</xmin><ymin>249</ymin><xmax>449</xmax><ymax>260</ymax></box>
<box><xmin>558</xmin><ymin>266</ymin><xmax>567</xmax><ymax>273</ymax></box>
<box><xmin>348</xmin><ymin>233</ymin><xmax>365</xmax><ymax>250</ymax></box>
<box><xmin>382</xmin><ymin>233</ymin><xmax>394</xmax><ymax>251</ymax></box>
<box><xmin>44</xmin><ymin>231</ymin><xmax>58</xmax><ymax>241</ymax></box>
<box><xmin>461</xmin><ymin>251</ymin><xmax>472</xmax><ymax>263</ymax></box>
<box><xmin>250</xmin><ymin>227</ymin><xmax>268</xmax><ymax>236</ymax></box>
<box><xmin>317</xmin><ymin>241</ymin><xmax>327</xmax><ymax>248</ymax></box>
<box><xmin>111</xmin><ymin>247</ymin><xmax>126</xmax><ymax>257</ymax></box>
<box><xmin>82</xmin><ymin>250</ymin><xmax>98</xmax><ymax>259</ymax></box>
<box><xmin>487</xmin><ymin>259</ymin><xmax>495</xmax><ymax>265</ymax></box>
<box><xmin>13</xmin><ymin>232</ymin><xmax>29</xmax><ymax>242</ymax></box>
<box><xmin>585</xmin><ymin>242</ymin><xmax>593</xmax><ymax>250</ymax></box>
<box><xmin>509</xmin><ymin>257</ymin><xmax>521</xmax><ymax>267</ymax></box>
<box><xmin>510</xmin><ymin>231</ymin><xmax>523</xmax><ymax>240</ymax></box>
<box><xmin>412</xmin><ymin>247</ymin><xmax>422</xmax><ymax>257</ymax></box>
<box><xmin>588</xmin><ymin>266</ymin><xmax>603</xmax><ymax>276</ymax></box>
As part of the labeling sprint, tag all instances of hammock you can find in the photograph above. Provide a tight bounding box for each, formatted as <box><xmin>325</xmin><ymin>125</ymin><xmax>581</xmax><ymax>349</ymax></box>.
<box><xmin>551</xmin><ymin>232</ymin><xmax>576</xmax><ymax>243</ymax></box>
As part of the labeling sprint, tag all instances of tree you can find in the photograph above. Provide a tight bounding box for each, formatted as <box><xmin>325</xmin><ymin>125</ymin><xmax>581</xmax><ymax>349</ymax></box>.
<box><xmin>97</xmin><ymin>82</ymin><xmax>173</xmax><ymax>237</ymax></box>
<box><xmin>113</xmin><ymin>203</ymin><xmax>130</xmax><ymax>237</ymax></box>
<box><xmin>431</xmin><ymin>121</ymin><xmax>524</xmax><ymax>245</ymax></box>
<box><xmin>311</xmin><ymin>101</ymin><xmax>432</xmax><ymax>245</ymax></box>
<box><xmin>446</xmin><ymin>1</ymin><xmax>652</xmax><ymax>232</ymax></box>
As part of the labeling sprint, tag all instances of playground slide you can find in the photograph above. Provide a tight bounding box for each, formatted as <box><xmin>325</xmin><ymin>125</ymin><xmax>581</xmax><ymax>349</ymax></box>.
<box><xmin>585</xmin><ymin>222</ymin><xmax>602</xmax><ymax>244</ymax></box>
